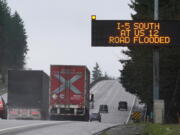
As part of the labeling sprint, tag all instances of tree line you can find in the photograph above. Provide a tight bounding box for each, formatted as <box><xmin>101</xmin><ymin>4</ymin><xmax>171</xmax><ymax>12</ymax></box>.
<box><xmin>0</xmin><ymin>0</ymin><xmax>28</xmax><ymax>85</ymax></box>
<box><xmin>91</xmin><ymin>62</ymin><xmax>113</xmax><ymax>88</ymax></box>
<box><xmin>92</xmin><ymin>62</ymin><xmax>111</xmax><ymax>81</ymax></box>
<box><xmin>120</xmin><ymin>0</ymin><xmax>180</xmax><ymax>123</ymax></box>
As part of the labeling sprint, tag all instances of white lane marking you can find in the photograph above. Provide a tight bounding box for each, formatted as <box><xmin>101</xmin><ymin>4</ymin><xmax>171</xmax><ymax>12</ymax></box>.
<box><xmin>126</xmin><ymin>96</ymin><xmax>136</xmax><ymax>124</ymax></box>
<box><xmin>0</xmin><ymin>121</ymin><xmax>61</xmax><ymax>133</ymax></box>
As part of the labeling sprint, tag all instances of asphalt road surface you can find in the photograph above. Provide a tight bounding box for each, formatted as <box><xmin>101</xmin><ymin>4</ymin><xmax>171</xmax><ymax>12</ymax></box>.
<box><xmin>0</xmin><ymin>120</ymin><xmax>115</xmax><ymax>135</ymax></box>
<box><xmin>0</xmin><ymin>80</ymin><xmax>136</xmax><ymax>135</ymax></box>
<box><xmin>90</xmin><ymin>80</ymin><xmax>136</xmax><ymax>124</ymax></box>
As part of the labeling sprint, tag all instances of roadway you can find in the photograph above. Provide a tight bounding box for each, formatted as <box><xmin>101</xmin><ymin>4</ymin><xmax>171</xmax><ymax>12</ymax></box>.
<box><xmin>0</xmin><ymin>80</ymin><xmax>137</xmax><ymax>135</ymax></box>
<box><xmin>90</xmin><ymin>80</ymin><xmax>136</xmax><ymax>124</ymax></box>
<box><xmin>0</xmin><ymin>120</ymin><xmax>114</xmax><ymax>135</ymax></box>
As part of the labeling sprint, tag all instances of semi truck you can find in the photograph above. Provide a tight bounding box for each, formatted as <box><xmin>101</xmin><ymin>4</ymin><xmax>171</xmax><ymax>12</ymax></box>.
<box><xmin>50</xmin><ymin>65</ymin><xmax>90</xmax><ymax>121</ymax></box>
<box><xmin>7</xmin><ymin>70</ymin><xmax>49</xmax><ymax>120</ymax></box>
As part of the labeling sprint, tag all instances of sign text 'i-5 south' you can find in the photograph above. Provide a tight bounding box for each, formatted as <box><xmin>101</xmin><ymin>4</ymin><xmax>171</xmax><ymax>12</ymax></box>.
<box><xmin>91</xmin><ymin>18</ymin><xmax>180</xmax><ymax>47</ymax></box>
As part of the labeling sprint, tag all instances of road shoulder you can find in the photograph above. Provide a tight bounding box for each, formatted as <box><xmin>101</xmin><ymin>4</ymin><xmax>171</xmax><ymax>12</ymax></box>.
<box><xmin>99</xmin><ymin>124</ymin><xmax>144</xmax><ymax>135</ymax></box>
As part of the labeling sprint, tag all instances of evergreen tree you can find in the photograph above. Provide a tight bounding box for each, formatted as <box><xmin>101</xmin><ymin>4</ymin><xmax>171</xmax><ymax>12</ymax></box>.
<box><xmin>92</xmin><ymin>62</ymin><xmax>102</xmax><ymax>81</ymax></box>
<box><xmin>0</xmin><ymin>0</ymin><xmax>28</xmax><ymax>84</ymax></box>
<box><xmin>0</xmin><ymin>0</ymin><xmax>11</xmax><ymax>83</ymax></box>
<box><xmin>104</xmin><ymin>72</ymin><xmax>108</xmax><ymax>79</ymax></box>
<box><xmin>10</xmin><ymin>11</ymin><xmax>28</xmax><ymax>69</ymax></box>
<box><xmin>120</xmin><ymin>0</ymin><xmax>180</xmax><ymax>122</ymax></box>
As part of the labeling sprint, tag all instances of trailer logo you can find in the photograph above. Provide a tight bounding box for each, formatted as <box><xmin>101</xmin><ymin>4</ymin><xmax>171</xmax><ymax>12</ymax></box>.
<box><xmin>53</xmin><ymin>74</ymin><xmax>82</xmax><ymax>94</ymax></box>
<box><xmin>59</xmin><ymin>94</ymin><xmax>64</xmax><ymax>99</ymax></box>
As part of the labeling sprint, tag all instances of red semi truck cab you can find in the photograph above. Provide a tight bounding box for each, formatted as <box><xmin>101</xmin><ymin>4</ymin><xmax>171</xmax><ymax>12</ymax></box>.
<box><xmin>50</xmin><ymin>65</ymin><xmax>90</xmax><ymax>120</ymax></box>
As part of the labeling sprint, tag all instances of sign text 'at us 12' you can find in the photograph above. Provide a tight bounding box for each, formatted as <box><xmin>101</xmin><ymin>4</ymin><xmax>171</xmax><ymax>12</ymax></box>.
<box><xmin>91</xmin><ymin>17</ymin><xmax>180</xmax><ymax>47</ymax></box>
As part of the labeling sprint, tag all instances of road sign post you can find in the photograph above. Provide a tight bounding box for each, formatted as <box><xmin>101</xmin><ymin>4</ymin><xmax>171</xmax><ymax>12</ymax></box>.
<box><xmin>153</xmin><ymin>0</ymin><xmax>165</xmax><ymax>124</ymax></box>
<box><xmin>153</xmin><ymin>0</ymin><xmax>159</xmax><ymax>100</ymax></box>
<box><xmin>154</xmin><ymin>100</ymin><xmax>165</xmax><ymax>123</ymax></box>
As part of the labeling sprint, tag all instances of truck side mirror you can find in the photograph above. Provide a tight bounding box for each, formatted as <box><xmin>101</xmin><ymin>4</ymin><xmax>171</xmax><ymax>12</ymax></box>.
<box><xmin>90</xmin><ymin>94</ymin><xmax>94</xmax><ymax>102</ymax></box>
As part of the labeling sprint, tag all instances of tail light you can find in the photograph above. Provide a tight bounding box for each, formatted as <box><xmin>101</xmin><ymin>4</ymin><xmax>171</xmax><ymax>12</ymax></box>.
<box><xmin>0</xmin><ymin>101</ymin><xmax>3</xmax><ymax>109</ymax></box>
<box><xmin>31</xmin><ymin>111</ymin><xmax>40</xmax><ymax>115</ymax></box>
<box><xmin>9</xmin><ymin>111</ymin><xmax>17</xmax><ymax>115</ymax></box>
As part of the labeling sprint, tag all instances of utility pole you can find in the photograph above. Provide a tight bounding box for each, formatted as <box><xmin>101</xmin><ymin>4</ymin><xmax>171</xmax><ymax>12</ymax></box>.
<box><xmin>153</xmin><ymin>0</ymin><xmax>159</xmax><ymax>100</ymax></box>
<box><xmin>153</xmin><ymin>0</ymin><xmax>165</xmax><ymax>123</ymax></box>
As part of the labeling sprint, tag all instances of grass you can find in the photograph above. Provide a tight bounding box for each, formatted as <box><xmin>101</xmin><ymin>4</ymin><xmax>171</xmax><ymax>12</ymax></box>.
<box><xmin>99</xmin><ymin>123</ymin><xmax>180</xmax><ymax>135</ymax></box>
<box><xmin>100</xmin><ymin>133</ymin><xmax>110</xmax><ymax>135</ymax></box>
<box><xmin>142</xmin><ymin>123</ymin><xmax>180</xmax><ymax>135</ymax></box>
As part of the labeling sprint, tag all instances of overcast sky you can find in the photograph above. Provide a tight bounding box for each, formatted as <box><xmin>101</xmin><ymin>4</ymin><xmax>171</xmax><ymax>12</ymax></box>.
<box><xmin>7</xmin><ymin>0</ymin><xmax>133</xmax><ymax>78</ymax></box>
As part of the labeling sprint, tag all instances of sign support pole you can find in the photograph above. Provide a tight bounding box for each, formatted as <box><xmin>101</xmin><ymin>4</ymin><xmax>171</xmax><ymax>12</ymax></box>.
<box><xmin>153</xmin><ymin>0</ymin><xmax>165</xmax><ymax>124</ymax></box>
<box><xmin>153</xmin><ymin>0</ymin><xmax>159</xmax><ymax>100</ymax></box>
<box><xmin>153</xmin><ymin>48</ymin><xmax>159</xmax><ymax>100</ymax></box>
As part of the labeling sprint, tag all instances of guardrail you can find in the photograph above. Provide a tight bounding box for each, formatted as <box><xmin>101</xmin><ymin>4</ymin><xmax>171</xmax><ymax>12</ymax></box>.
<box><xmin>126</xmin><ymin>96</ymin><xmax>137</xmax><ymax>124</ymax></box>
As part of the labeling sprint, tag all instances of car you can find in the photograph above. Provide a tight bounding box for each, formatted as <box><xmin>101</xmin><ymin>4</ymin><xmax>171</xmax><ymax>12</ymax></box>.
<box><xmin>99</xmin><ymin>104</ymin><xmax>108</xmax><ymax>113</ymax></box>
<box><xmin>0</xmin><ymin>96</ymin><xmax>7</xmax><ymax>119</ymax></box>
<box><xmin>118</xmin><ymin>101</ymin><xmax>128</xmax><ymax>111</ymax></box>
<box><xmin>89</xmin><ymin>113</ymin><xmax>101</xmax><ymax>122</ymax></box>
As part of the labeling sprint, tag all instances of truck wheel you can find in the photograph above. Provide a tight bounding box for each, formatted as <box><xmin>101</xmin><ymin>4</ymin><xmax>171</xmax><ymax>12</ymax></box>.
<box><xmin>50</xmin><ymin>115</ymin><xmax>57</xmax><ymax>120</ymax></box>
<box><xmin>2</xmin><ymin>114</ymin><xmax>7</xmax><ymax>119</ymax></box>
<box><xmin>84</xmin><ymin>109</ymin><xmax>89</xmax><ymax>121</ymax></box>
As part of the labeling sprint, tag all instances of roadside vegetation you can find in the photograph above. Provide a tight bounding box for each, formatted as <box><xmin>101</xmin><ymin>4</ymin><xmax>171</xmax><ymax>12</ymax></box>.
<box><xmin>142</xmin><ymin>124</ymin><xmax>180</xmax><ymax>135</ymax></box>
<box><xmin>120</xmin><ymin>0</ymin><xmax>180</xmax><ymax>123</ymax></box>
<box><xmin>99</xmin><ymin>123</ymin><xmax>180</xmax><ymax>135</ymax></box>
<box><xmin>0</xmin><ymin>0</ymin><xmax>28</xmax><ymax>87</ymax></box>
<box><xmin>90</xmin><ymin>62</ymin><xmax>112</xmax><ymax>88</ymax></box>
<box><xmin>100</xmin><ymin>133</ymin><xmax>109</xmax><ymax>135</ymax></box>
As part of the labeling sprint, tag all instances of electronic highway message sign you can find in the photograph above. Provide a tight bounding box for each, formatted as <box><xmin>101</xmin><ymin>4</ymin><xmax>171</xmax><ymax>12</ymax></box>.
<box><xmin>91</xmin><ymin>18</ymin><xmax>180</xmax><ymax>47</ymax></box>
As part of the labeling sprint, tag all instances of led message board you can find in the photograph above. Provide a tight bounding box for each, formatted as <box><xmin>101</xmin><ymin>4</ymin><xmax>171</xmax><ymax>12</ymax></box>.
<box><xmin>91</xmin><ymin>19</ymin><xmax>180</xmax><ymax>47</ymax></box>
